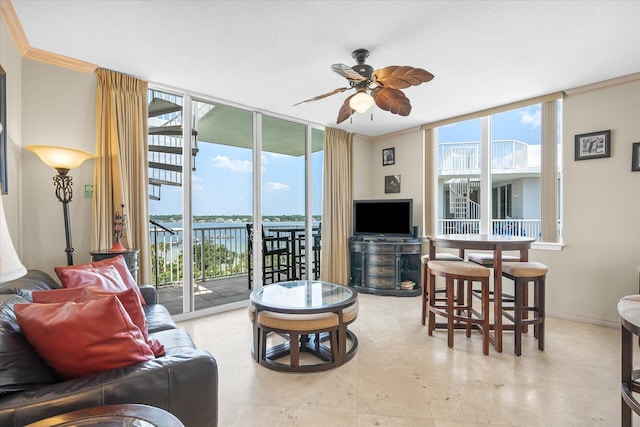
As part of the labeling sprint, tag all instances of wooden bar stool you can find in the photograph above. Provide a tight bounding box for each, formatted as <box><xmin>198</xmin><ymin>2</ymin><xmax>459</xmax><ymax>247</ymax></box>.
<box><xmin>421</xmin><ymin>253</ymin><xmax>463</xmax><ymax>326</ymax></box>
<box><xmin>468</xmin><ymin>252</ymin><xmax>521</xmax><ymax>322</ymax></box>
<box><xmin>618</xmin><ymin>295</ymin><xmax>640</xmax><ymax>427</ymax></box>
<box><xmin>427</xmin><ymin>261</ymin><xmax>491</xmax><ymax>355</ymax></box>
<box><xmin>501</xmin><ymin>262</ymin><xmax>547</xmax><ymax>356</ymax></box>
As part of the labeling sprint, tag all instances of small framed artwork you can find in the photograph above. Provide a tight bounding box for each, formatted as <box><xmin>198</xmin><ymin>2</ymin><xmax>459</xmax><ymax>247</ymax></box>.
<box><xmin>382</xmin><ymin>147</ymin><xmax>395</xmax><ymax>166</ymax></box>
<box><xmin>574</xmin><ymin>130</ymin><xmax>611</xmax><ymax>161</ymax></box>
<box><xmin>632</xmin><ymin>142</ymin><xmax>640</xmax><ymax>172</ymax></box>
<box><xmin>384</xmin><ymin>175</ymin><xmax>400</xmax><ymax>194</ymax></box>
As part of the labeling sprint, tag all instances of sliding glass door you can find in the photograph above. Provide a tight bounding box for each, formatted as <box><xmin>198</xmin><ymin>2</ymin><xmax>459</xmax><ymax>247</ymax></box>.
<box><xmin>148</xmin><ymin>86</ymin><xmax>323</xmax><ymax>318</ymax></box>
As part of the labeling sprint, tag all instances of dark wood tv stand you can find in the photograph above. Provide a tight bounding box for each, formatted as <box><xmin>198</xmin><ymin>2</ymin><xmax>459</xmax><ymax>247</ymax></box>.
<box><xmin>349</xmin><ymin>236</ymin><xmax>421</xmax><ymax>296</ymax></box>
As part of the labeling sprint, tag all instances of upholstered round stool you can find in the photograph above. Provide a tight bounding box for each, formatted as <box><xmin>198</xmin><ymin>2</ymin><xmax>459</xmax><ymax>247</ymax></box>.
<box><xmin>618</xmin><ymin>295</ymin><xmax>640</xmax><ymax>426</ymax></box>
<box><xmin>427</xmin><ymin>260</ymin><xmax>491</xmax><ymax>355</ymax></box>
<box><xmin>339</xmin><ymin>301</ymin><xmax>359</xmax><ymax>360</ymax></box>
<box><xmin>501</xmin><ymin>262</ymin><xmax>547</xmax><ymax>356</ymax></box>
<box><xmin>421</xmin><ymin>253</ymin><xmax>463</xmax><ymax>326</ymax></box>
<box><xmin>256</xmin><ymin>311</ymin><xmax>339</xmax><ymax>371</ymax></box>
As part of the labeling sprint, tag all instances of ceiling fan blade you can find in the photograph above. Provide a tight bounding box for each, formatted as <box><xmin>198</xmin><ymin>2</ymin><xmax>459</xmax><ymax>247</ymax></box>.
<box><xmin>331</xmin><ymin>63</ymin><xmax>367</xmax><ymax>81</ymax></box>
<box><xmin>337</xmin><ymin>94</ymin><xmax>356</xmax><ymax>124</ymax></box>
<box><xmin>372</xmin><ymin>66</ymin><xmax>434</xmax><ymax>89</ymax></box>
<box><xmin>372</xmin><ymin>87</ymin><xmax>412</xmax><ymax>116</ymax></box>
<box><xmin>293</xmin><ymin>87</ymin><xmax>352</xmax><ymax>106</ymax></box>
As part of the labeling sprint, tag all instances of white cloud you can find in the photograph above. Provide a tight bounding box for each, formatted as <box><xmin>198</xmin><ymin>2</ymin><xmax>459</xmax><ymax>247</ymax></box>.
<box><xmin>264</xmin><ymin>182</ymin><xmax>290</xmax><ymax>192</ymax></box>
<box><xmin>208</xmin><ymin>155</ymin><xmax>252</xmax><ymax>173</ymax></box>
<box><xmin>519</xmin><ymin>109</ymin><xmax>541</xmax><ymax>128</ymax></box>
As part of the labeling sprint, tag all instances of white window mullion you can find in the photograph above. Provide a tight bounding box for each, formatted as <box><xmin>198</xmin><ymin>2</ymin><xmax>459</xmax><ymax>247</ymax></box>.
<box><xmin>480</xmin><ymin>116</ymin><xmax>491</xmax><ymax>234</ymax></box>
<box><xmin>304</xmin><ymin>126</ymin><xmax>313</xmax><ymax>280</ymax></box>
<box><xmin>181</xmin><ymin>94</ymin><xmax>193</xmax><ymax>313</ymax></box>
<box><xmin>252</xmin><ymin>112</ymin><xmax>263</xmax><ymax>288</ymax></box>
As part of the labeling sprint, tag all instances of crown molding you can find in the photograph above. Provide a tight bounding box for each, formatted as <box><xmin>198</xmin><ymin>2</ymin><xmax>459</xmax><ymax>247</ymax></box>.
<box><xmin>24</xmin><ymin>47</ymin><xmax>97</xmax><ymax>73</ymax></box>
<box><xmin>564</xmin><ymin>72</ymin><xmax>640</xmax><ymax>96</ymax></box>
<box><xmin>0</xmin><ymin>0</ymin><xmax>29</xmax><ymax>55</ymax></box>
<box><xmin>0</xmin><ymin>0</ymin><xmax>97</xmax><ymax>73</ymax></box>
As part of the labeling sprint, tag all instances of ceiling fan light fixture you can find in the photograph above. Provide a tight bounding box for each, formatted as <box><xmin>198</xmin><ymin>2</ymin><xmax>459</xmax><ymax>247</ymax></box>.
<box><xmin>350</xmin><ymin>90</ymin><xmax>374</xmax><ymax>113</ymax></box>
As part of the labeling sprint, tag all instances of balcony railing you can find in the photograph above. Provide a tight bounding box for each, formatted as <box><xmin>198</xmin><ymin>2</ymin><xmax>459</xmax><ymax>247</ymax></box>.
<box><xmin>438</xmin><ymin>140</ymin><xmax>529</xmax><ymax>174</ymax></box>
<box><xmin>149</xmin><ymin>223</ymin><xmax>318</xmax><ymax>287</ymax></box>
<box><xmin>437</xmin><ymin>219</ymin><xmax>542</xmax><ymax>241</ymax></box>
<box><xmin>150</xmin><ymin>219</ymin><xmax>545</xmax><ymax>288</ymax></box>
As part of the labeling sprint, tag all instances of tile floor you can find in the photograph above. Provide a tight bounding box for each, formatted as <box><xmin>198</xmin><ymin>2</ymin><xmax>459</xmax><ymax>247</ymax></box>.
<box><xmin>179</xmin><ymin>293</ymin><xmax>625</xmax><ymax>426</ymax></box>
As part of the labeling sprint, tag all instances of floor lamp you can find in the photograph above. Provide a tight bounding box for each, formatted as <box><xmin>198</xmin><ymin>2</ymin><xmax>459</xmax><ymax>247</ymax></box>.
<box><xmin>26</xmin><ymin>145</ymin><xmax>94</xmax><ymax>266</ymax></box>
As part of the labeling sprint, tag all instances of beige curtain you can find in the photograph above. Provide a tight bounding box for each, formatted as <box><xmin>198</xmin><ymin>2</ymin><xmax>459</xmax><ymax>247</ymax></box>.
<box><xmin>93</xmin><ymin>68</ymin><xmax>150</xmax><ymax>284</ymax></box>
<box><xmin>320</xmin><ymin>127</ymin><xmax>353</xmax><ymax>285</ymax></box>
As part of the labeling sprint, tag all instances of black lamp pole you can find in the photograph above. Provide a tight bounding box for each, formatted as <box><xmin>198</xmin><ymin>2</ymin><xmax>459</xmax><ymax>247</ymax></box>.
<box><xmin>53</xmin><ymin>168</ymin><xmax>74</xmax><ymax>266</ymax></box>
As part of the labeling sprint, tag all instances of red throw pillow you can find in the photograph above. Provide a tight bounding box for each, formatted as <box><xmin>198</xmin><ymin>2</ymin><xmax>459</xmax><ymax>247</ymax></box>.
<box><xmin>32</xmin><ymin>288</ymin><xmax>165</xmax><ymax>357</ymax></box>
<box><xmin>15</xmin><ymin>296</ymin><xmax>154</xmax><ymax>379</ymax></box>
<box><xmin>56</xmin><ymin>264</ymin><xmax>128</xmax><ymax>293</ymax></box>
<box><xmin>54</xmin><ymin>255</ymin><xmax>144</xmax><ymax>305</ymax></box>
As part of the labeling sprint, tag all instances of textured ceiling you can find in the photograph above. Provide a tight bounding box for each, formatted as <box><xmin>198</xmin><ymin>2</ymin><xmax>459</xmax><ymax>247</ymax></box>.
<box><xmin>11</xmin><ymin>0</ymin><xmax>640</xmax><ymax>137</ymax></box>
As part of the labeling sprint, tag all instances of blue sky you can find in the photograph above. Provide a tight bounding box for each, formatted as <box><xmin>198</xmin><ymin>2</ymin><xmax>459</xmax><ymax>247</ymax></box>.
<box><xmin>150</xmin><ymin>104</ymin><xmax>546</xmax><ymax>217</ymax></box>
<box><xmin>150</xmin><ymin>143</ymin><xmax>324</xmax><ymax>217</ymax></box>
<box><xmin>438</xmin><ymin>105</ymin><xmax>542</xmax><ymax>144</ymax></box>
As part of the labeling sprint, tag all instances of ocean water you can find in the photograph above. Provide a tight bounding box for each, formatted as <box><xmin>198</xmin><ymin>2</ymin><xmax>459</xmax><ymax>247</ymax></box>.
<box><xmin>150</xmin><ymin>221</ymin><xmax>319</xmax><ymax>257</ymax></box>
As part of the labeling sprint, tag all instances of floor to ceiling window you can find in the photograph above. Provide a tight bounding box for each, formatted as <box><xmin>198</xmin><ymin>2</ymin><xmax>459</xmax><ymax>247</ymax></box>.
<box><xmin>147</xmin><ymin>86</ymin><xmax>323</xmax><ymax>318</ymax></box>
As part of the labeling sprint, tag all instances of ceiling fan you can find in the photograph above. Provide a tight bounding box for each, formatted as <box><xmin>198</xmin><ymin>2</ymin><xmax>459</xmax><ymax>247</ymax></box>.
<box><xmin>294</xmin><ymin>48</ymin><xmax>434</xmax><ymax>124</ymax></box>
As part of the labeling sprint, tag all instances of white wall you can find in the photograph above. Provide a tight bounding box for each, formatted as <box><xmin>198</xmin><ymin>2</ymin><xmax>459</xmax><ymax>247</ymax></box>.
<box><xmin>353</xmin><ymin>128</ymin><xmax>424</xmax><ymax>234</ymax></box>
<box><xmin>532</xmin><ymin>79</ymin><xmax>640</xmax><ymax>324</ymax></box>
<box><xmin>0</xmin><ymin>19</ymin><xmax>23</xmax><ymax>255</ymax></box>
<box><xmin>20</xmin><ymin>59</ymin><xmax>96</xmax><ymax>274</ymax></box>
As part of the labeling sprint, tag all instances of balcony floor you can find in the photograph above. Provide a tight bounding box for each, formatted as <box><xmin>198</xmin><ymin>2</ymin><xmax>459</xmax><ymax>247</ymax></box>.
<box><xmin>157</xmin><ymin>275</ymin><xmax>251</xmax><ymax>315</ymax></box>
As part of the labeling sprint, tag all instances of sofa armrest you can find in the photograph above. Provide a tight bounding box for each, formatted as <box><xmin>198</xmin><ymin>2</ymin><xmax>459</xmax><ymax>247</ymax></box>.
<box><xmin>0</xmin><ymin>349</ymin><xmax>218</xmax><ymax>427</ymax></box>
<box><xmin>139</xmin><ymin>285</ymin><xmax>158</xmax><ymax>305</ymax></box>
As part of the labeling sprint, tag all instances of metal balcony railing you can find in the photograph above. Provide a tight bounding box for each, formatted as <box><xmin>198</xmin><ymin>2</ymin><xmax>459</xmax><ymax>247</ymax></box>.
<box><xmin>437</xmin><ymin>219</ymin><xmax>542</xmax><ymax>241</ymax></box>
<box><xmin>438</xmin><ymin>140</ymin><xmax>530</xmax><ymax>174</ymax></box>
<box><xmin>149</xmin><ymin>222</ymin><xmax>319</xmax><ymax>288</ymax></box>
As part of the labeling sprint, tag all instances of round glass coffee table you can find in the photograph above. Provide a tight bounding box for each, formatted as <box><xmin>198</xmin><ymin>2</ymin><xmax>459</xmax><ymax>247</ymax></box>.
<box><xmin>250</xmin><ymin>280</ymin><xmax>358</xmax><ymax>372</ymax></box>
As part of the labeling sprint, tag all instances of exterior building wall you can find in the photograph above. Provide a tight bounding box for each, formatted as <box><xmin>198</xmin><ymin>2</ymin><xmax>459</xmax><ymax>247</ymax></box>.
<box><xmin>521</xmin><ymin>177</ymin><xmax>541</xmax><ymax>219</ymax></box>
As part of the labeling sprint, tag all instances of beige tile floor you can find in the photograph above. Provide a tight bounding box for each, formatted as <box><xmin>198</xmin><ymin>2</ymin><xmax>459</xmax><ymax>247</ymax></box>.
<box><xmin>179</xmin><ymin>293</ymin><xmax>625</xmax><ymax>426</ymax></box>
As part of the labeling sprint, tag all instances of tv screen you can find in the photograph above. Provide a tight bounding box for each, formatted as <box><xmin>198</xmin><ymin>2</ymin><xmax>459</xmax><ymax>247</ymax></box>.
<box><xmin>353</xmin><ymin>199</ymin><xmax>414</xmax><ymax>238</ymax></box>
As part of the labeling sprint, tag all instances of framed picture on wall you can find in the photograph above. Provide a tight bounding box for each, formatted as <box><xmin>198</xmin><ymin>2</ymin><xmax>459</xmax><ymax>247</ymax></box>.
<box><xmin>382</xmin><ymin>147</ymin><xmax>395</xmax><ymax>166</ymax></box>
<box><xmin>384</xmin><ymin>175</ymin><xmax>400</xmax><ymax>193</ymax></box>
<box><xmin>574</xmin><ymin>130</ymin><xmax>611</xmax><ymax>161</ymax></box>
<box><xmin>632</xmin><ymin>142</ymin><xmax>640</xmax><ymax>172</ymax></box>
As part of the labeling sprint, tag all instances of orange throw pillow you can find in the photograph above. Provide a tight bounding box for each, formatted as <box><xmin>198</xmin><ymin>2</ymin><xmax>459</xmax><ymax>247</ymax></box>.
<box><xmin>15</xmin><ymin>296</ymin><xmax>154</xmax><ymax>379</ymax></box>
<box><xmin>32</xmin><ymin>288</ymin><xmax>165</xmax><ymax>357</ymax></box>
<box><xmin>54</xmin><ymin>255</ymin><xmax>144</xmax><ymax>305</ymax></box>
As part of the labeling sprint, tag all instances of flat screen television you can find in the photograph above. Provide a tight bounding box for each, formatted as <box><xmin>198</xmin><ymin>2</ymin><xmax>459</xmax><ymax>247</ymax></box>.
<box><xmin>353</xmin><ymin>199</ymin><xmax>414</xmax><ymax>238</ymax></box>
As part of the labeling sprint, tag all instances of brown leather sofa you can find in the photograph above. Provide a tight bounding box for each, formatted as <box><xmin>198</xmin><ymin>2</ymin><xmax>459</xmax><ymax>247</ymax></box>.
<box><xmin>0</xmin><ymin>270</ymin><xmax>218</xmax><ymax>427</ymax></box>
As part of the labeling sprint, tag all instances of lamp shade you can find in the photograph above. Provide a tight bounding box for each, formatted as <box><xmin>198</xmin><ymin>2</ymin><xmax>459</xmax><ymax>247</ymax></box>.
<box><xmin>349</xmin><ymin>90</ymin><xmax>374</xmax><ymax>113</ymax></box>
<box><xmin>26</xmin><ymin>145</ymin><xmax>94</xmax><ymax>171</ymax></box>
<box><xmin>0</xmin><ymin>196</ymin><xmax>27</xmax><ymax>282</ymax></box>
